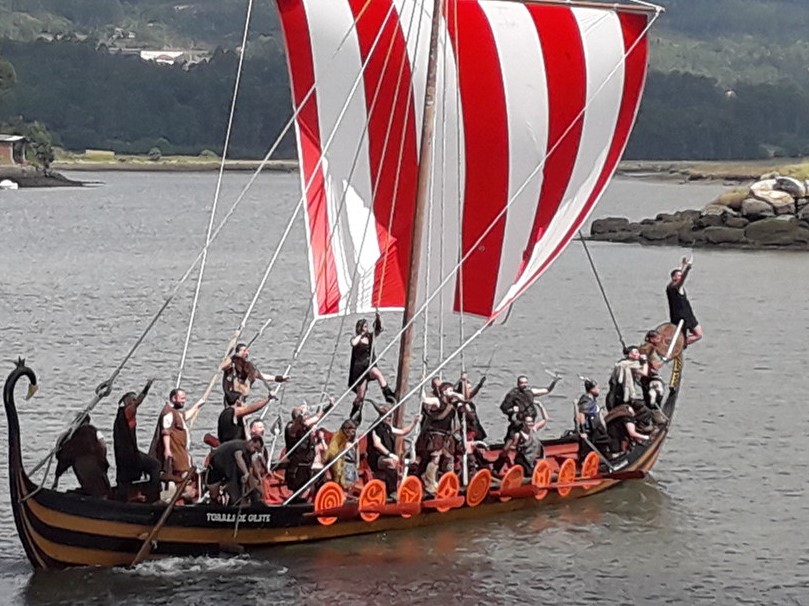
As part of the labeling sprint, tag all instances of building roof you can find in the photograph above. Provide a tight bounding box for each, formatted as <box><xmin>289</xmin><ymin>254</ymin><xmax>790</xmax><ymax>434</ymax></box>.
<box><xmin>0</xmin><ymin>135</ymin><xmax>26</xmax><ymax>143</ymax></box>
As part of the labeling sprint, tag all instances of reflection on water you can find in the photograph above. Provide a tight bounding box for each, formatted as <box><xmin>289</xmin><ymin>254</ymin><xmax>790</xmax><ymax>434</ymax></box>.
<box><xmin>2</xmin><ymin>172</ymin><xmax>808</xmax><ymax>604</ymax></box>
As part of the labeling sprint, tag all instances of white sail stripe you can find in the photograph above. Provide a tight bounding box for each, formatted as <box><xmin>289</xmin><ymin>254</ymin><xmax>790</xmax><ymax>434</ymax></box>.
<box><xmin>494</xmin><ymin>7</ymin><xmax>626</xmax><ymax>312</ymax></box>
<box><xmin>481</xmin><ymin>1</ymin><xmax>550</xmax><ymax>309</ymax></box>
<box><xmin>392</xmin><ymin>0</ymin><xmax>431</xmax><ymax>155</ymax></box>
<box><xmin>305</xmin><ymin>0</ymin><xmax>381</xmax><ymax>314</ymax></box>
<box><xmin>418</xmin><ymin>24</ymin><xmax>466</xmax><ymax>314</ymax></box>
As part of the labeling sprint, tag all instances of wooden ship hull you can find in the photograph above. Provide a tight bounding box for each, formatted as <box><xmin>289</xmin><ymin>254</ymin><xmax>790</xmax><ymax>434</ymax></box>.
<box><xmin>4</xmin><ymin>356</ymin><xmax>682</xmax><ymax>569</ymax></box>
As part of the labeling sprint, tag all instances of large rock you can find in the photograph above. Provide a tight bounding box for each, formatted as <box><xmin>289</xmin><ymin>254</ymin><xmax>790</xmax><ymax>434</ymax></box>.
<box><xmin>741</xmin><ymin>198</ymin><xmax>775</xmax><ymax>220</ymax></box>
<box><xmin>639</xmin><ymin>222</ymin><xmax>680</xmax><ymax>243</ymax></box>
<box><xmin>701</xmin><ymin>203</ymin><xmax>732</xmax><ymax>216</ymax></box>
<box><xmin>703</xmin><ymin>226</ymin><xmax>747</xmax><ymax>245</ymax></box>
<box><xmin>724</xmin><ymin>216</ymin><xmax>749</xmax><ymax>229</ymax></box>
<box><xmin>678</xmin><ymin>226</ymin><xmax>706</xmax><ymax>246</ymax></box>
<box><xmin>751</xmin><ymin>187</ymin><xmax>795</xmax><ymax>213</ymax></box>
<box><xmin>712</xmin><ymin>188</ymin><xmax>748</xmax><ymax>211</ymax></box>
<box><xmin>744</xmin><ymin>217</ymin><xmax>809</xmax><ymax>246</ymax></box>
<box><xmin>775</xmin><ymin>176</ymin><xmax>807</xmax><ymax>198</ymax></box>
<box><xmin>674</xmin><ymin>209</ymin><xmax>701</xmax><ymax>223</ymax></box>
<box><xmin>591</xmin><ymin>217</ymin><xmax>630</xmax><ymax>236</ymax></box>
<box><xmin>696</xmin><ymin>213</ymin><xmax>724</xmax><ymax>228</ymax></box>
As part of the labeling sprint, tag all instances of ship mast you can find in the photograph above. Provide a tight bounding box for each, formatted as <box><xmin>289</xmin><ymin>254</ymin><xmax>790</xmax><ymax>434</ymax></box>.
<box><xmin>393</xmin><ymin>0</ymin><xmax>445</xmax><ymax>427</ymax></box>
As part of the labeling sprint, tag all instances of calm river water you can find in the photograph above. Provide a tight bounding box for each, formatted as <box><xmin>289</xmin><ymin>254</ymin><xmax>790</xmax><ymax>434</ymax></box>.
<box><xmin>0</xmin><ymin>172</ymin><xmax>807</xmax><ymax>605</ymax></box>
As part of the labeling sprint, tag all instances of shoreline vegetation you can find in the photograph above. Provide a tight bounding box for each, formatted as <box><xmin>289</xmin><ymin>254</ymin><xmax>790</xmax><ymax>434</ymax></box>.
<box><xmin>44</xmin><ymin>154</ymin><xmax>809</xmax><ymax>181</ymax></box>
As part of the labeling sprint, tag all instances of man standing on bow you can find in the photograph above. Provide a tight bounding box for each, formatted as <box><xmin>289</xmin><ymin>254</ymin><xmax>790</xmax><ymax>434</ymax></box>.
<box><xmin>667</xmin><ymin>256</ymin><xmax>703</xmax><ymax>346</ymax></box>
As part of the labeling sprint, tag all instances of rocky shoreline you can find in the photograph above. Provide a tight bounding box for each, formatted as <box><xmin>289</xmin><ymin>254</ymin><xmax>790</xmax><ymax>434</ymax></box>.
<box><xmin>591</xmin><ymin>176</ymin><xmax>809</xmax><ymax>250</ymax></box>
<box><xmin>0</xmin><ymin>166</ymin><xmax>83</xmax><ymax>188</ymax></box>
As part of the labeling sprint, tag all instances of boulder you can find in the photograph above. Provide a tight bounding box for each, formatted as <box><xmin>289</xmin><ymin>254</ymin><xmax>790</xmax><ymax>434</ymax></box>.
<box><xmin>591</xmin><ymin>230</ymin><xmax>640</xmax><ymax>243</ymax></box>
<box><xmin>797</xmin><ymin>205</ymin><xmax>809</xmax><ymax>224</ymax></box>
<box><xmin>744</xmin><ymin>217</ymin><xmax>809</xmax><ymax>246</ymax></box>
<box><xmin>678</xmin><ymin>226</ymin><xmax>706</xmax><ymax>246</ymax></box>
<box><xmin>723</xmin><ymin>216</ymin><xmax>749</xmax><ymax>229</ymax></box>
<box><xmin>711</xmin><ymin>188</ymin><xmax>748</xmax><ymax>211</ymax></box>
<box><xmin>639</xmin><ymin>222</ymin><xmax>680</xmax><ymax>243</ymax></box>
<box><xmin>703</xmin><ymin>226</ymin><xmax>746</xmax><ymax>245</ymax></box>
<box><xmin>696</xmin><ymin>213</ymin><xmax>724</xmax><ymax>228</ymax></box>
<box><xmin>701</xmin><ymin>204</ymin><xmax>730</xmax><ymax>216</ymax></box>
<box><xmin>741</xmin><ymin>198</ymin><xmax>775</xmax><ymax>220</ymax></box>
<box><xmin>590</xmin><ymin>217</ymin><xmax>630</xmax><ymax>236</ymax></box>
<box><xmin>751</xmin><ymin>187</ymin><xmax>795</xmax><ymax>210</ymax></box>
<box><xmin>674</xmin><ymin>209</ymin><xmax>701</xmax><ymax>223</ymax></box>
<box><xmin>775</xmin><ymin>176</ymin><xmax>806</xmax><ymax>198</ymax></box>
<box><xmin>750</xmin><ymin>178</ymin><xmax>778</xmax><ymax>194</ymax></box>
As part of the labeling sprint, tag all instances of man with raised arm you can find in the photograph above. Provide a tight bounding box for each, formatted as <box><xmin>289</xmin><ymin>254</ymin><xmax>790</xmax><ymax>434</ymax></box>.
<box><xmin>367</xmin><ymin>406</ymin><xmax>420</xmax><ymax>497</ymax></box>
<box><xmin>221</xmin><ymin>343</ymin><xmax>288</xmax><ymax>402</ymax></box>
<box><xmin>113</xmin><ymin>379</ymin><xmax>161</xmax><ymax>501</ymax></box>
<box><xmin>217</xmin><ymin>389</ymin><xmax>274</xmax><ymax>444</ymax></box>
<box><xmin>667</xmin><ymin>256</ymin><xmax>703</xmax><ymax>346</ymax></box>
<box><xmin>500</xmin><ymin>374</ymin><xmax>559</xmax><ymax>441</ymax></box>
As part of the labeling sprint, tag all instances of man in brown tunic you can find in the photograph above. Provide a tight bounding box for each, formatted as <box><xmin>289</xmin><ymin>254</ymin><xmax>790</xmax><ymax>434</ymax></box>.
<box><xmin>149</xmin><ymin>388</ymin><xmax>206</xmax><ymax>478</ymax></box>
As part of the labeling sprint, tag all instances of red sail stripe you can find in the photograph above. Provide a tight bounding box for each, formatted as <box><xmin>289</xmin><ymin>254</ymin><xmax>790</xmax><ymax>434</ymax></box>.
<box><xmin>519</xmin><ymin>5</ymin><xmax>586</xmax><ymax>277</ymax></box>
<box><xmin>347</xmin><ymin>0</ymin><xmax>419</xmax><ymax>309</ymax></box>
<box><xmin>449</xmin><ymin>0</ymin><xmax>510</xmax><ymax>318</ymax></box>
<box><xmin>277</xmin><ymin>0</ymin><xmax>340</xmax><ymax>316</ymax></box>
<box><xmin>533</xmin><ymin>11</ymin><xmax>648</xmax><ymax>279</ymax></box>
<box><xmin>496</xmin><ymin>10</ymin><xmax>649</xmax><ymax>317</ymax></box>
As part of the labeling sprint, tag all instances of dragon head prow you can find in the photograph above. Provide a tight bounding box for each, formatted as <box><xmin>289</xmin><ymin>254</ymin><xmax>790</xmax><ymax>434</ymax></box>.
<box><xmin>9</xmin><ymin>358</ymin><xmax>38</xmax><ymax>400</ymax></box>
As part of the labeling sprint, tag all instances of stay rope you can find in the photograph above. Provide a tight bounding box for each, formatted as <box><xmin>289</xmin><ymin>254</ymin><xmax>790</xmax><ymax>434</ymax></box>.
<box><xmin>176</xmin><ymin>0</ymin><xmax>256</xmax><ymax>387</ymax></box>
<box><xmin>577</xmin><ymin>231</ymin><xmax>626</xmax><ymax>350</ymax></box>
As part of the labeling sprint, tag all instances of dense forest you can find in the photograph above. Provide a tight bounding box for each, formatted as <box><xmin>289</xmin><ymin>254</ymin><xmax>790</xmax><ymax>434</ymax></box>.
<box><xmin>1</xmin><ymin>0</ymin><xmax>809</xmax><ymax>160</ymax></box>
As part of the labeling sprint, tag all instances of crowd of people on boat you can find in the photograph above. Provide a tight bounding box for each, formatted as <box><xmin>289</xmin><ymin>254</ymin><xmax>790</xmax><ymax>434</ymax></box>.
<box><xmin>53</xmin><ymin>257</ymin><xmax>702</xmax><ymax>507</ymax></box>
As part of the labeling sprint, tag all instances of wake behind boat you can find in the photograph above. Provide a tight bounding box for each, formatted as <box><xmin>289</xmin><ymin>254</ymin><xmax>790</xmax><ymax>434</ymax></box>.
<box><xmin>1</xmin><ymin>0</ymin><xmax>674</xmax><ymax>569</ymax></box>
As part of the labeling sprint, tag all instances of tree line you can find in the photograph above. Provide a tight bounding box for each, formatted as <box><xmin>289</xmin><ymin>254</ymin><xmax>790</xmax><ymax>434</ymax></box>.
<box><xmin>1</xmin><ymin>39</ymin><xmax>809</xmax><ymax>161</ymax></box>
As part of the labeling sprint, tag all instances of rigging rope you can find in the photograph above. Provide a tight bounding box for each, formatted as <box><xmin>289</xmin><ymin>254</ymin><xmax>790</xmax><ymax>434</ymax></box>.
<box><xmin>577</xmin><ymin>231</ymin><xmax>626</xmax><ymax>350</ymax></box>
<box><xmin>176</xmin><ymin>0</ymin><xmax>256</xmax><ymax>387</ymax></box>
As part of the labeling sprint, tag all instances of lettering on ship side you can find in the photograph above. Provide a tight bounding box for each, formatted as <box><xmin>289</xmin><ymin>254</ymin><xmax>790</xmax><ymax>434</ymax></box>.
<box><xmin>205</xmin><ymin>512</ymin><xmax>273</xmax><ymax>524</ymax></box>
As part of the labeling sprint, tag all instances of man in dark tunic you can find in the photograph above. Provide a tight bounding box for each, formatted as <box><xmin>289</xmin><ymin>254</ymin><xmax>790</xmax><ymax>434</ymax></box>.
<box><xmin>604</xmin><ymin>405</ymin><xmax>652</xmax><ymax>458</ymax></box>
<box><xmin>217</xmin><ymin>390</ymin><xmax>273</xmax><ymax>444</ymax></box>
<box><xmin>667</xmin><ymin>257</ymin><xmax>703</xmax><ymax>346</ymax></box>
<box><xmin>500</xmin><ymin>374</ymin><xmax>559</xmax><ymax>441</ymax></box>
<box><xmin>55</xmin><ymin>416</ymin><xmax>111</xmax><ymax>498</ymax></box>
<box><xmin>113</xmin><ymin>379</ymin><xmax>161</xmax><ymax>501</ymax></box>
<box><xmin>206</xmin><ymin>437</ymin><xmax>264</xmax><ymax>505</ymax></box>
<box><xmin>284</xmin><ymin>402</ymin><xmax>332</xmax><ymax>498</ymax></box>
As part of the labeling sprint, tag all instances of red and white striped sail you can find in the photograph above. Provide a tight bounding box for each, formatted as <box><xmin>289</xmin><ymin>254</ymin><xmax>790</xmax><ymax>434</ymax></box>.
<box><xmin>277</xmin><ymin>0</ymin><xmax>652</xmax><ymax>319</ymax></box>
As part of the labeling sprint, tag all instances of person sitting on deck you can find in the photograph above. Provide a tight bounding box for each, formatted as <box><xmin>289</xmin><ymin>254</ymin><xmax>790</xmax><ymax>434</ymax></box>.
<box><xmin>500</xmin><ymin>374</ymin><xmax>559</xmax><ymax>441</ymax></box>
<box><xmin>217</xmin><ymin>389</ymin><xmax>273</xmax><ymax>444</ymax></box>
<box><xmin>493</xmin><ymin>407</ymin><xmax>548</xmax><ymax>475</ymax></box>
<box><xmin>603</xmin><ymin>405</ymin><xmax>651</xmax><ymax>458</ymax></box>
<box><xmin>416</xmin><ymin>382</ymin><xmax>465</xmax><ymax>495</ymax></box>
<box><xmin>348</xmin><ymin>314</ymin><xmax>396</xmax><ymax>424</ymax></box>
<box><xmin>367</xmin><ymin>406</ymin><xmax>420</xmax><ymax>497</ymax></box>
<box><xmin>206</xmin><ymin>436</ymin><xmax>265</xmax><ymax>506</ymax></box>
<box><xmin>221</xmin><ymin>343</ymin><xmax>288</xmax><ymax>403</ymax></box>
<box><xmin>284</xmin><ymin>402</ymin><xmax>332</xmax><ymax>499</ymax></box>
<box><xmin>148</xmin><ymin>388</ymin><xmax>206</xmax><ymax>483</ymax></box>
<box><xmin>113</xmin><ymin>379</ymin><xmax>161</xmax><ymax>502</ymax></box>
<box><xmin>576</xmin><ymin>378</ymin><xmax>609</xmax><ymax>455</ymax></box>
<box><xmin>54</xmin><ymin>416</ymin><xmax>111</xmax><ymax>498</ymax></box>
<box><xmin>667</xmin><ymin>257</ymin><xmax>703</xmax><ymax>346</ymax></box>
<box><xmin>249</xmin><ymin>419</ymin><xmax>269</xmax><ymax>477</ymax></box>
<box><xmin>325</xmin><ymin>419</ymin><xmax>359</xmax><ymax>492</ymax></box>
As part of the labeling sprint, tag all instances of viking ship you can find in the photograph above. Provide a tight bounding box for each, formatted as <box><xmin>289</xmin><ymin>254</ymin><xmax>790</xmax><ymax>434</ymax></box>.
<box><xmin>2</xmin><ymin>0</ymin><xmax>674</xmax><ymax>569</ymax></box>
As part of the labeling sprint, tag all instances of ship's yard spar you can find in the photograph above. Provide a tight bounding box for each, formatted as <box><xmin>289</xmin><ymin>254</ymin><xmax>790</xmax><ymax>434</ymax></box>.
<box><xmin>6</xmin><ymin>0</ymin><xmax>671</xmax><ymax>567</ymax></box>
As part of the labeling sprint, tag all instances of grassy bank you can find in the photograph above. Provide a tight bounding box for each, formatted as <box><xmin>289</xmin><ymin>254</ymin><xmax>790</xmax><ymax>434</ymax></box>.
<box><xmin>51</xmin><ymin>151</ymin><xmax>298</xmax><ymax>172</ymax></box>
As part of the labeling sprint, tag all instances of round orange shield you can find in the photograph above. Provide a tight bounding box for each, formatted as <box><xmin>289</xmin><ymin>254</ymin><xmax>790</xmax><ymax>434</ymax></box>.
<box><xmin>465</xmin><ymin>469</ymin><xmax>491</xmax><ymax>508</ymax></box>
<box><xmin>531</xmin><ymin>459</ymin><xmax>552</xmax><ymax>501</ymax></box>
<box><xmin>499</xmin><ymin>464</ymin><xmax>524</xmax><ymax>502</ymax></box>
<box><xmin>581</xmin><ymin>452</ymin><xmax>601</xmax><ymax>488</ymax></box>
<box><xmin>314</xmin><ymin>481</ymin><xmax>345</xmax><ymax>526</ymax></box>
<box><xmin>359</xmin><ymin>479</ymin><xmax>387</xmax><ymax>522</ymax></box>
<box><xmin>556</xmin><ymin>458</ymin><xmax>577</xmax><ymax>497</ymax></box>
<box><xmin>435</xmin><ymin>472</ymin><xmax>460</xmax><ymax>513</ymax></box>
<box><xmin>397</xmin><ymin>475</ymin><xmax>423</xmax><ymax>518</ymax></box>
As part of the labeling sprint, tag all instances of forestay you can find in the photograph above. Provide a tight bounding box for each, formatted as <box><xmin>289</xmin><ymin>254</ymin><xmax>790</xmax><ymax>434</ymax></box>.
<box><xmin>277</xmin><ymin>0</ymin><xmax>651</xmax><ymax>320</ymax></box>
